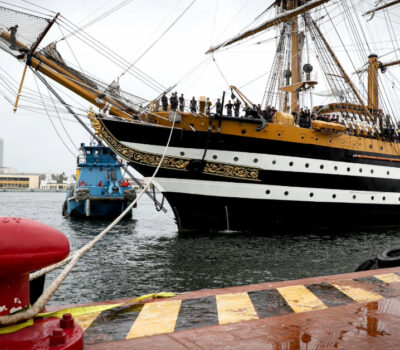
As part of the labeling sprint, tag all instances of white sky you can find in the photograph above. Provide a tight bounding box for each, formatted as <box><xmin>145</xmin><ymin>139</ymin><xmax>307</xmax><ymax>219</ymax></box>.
<box><xmin>0</xmin><ymin>0</ymin><xmax>399</xmax><ymax>175</ymax></box>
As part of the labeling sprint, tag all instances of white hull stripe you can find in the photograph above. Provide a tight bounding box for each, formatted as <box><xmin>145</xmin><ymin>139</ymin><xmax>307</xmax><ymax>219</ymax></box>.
<box><xmin>121</xmin><ymin>141</ymin><xmax>400</xmax><ymax>181</ymax></box>
<box><xmin>154</xmin><ymin>178</ymin><xmax>400</xmax><ymax>205</ymax></box>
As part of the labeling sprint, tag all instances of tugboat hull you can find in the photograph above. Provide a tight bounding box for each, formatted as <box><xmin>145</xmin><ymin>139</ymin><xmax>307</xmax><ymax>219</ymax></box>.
<box><xmin>63</xmin><ymin>199</ymin><xmax>133</xmax><ymax>219</ymax></box>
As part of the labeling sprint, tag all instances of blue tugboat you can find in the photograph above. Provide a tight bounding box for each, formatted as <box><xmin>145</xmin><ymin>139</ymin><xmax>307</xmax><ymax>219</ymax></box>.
<box><xmin>62</xmin><ymin>143</ymin><xmax>136</xmax><ymax>219</ymax></box>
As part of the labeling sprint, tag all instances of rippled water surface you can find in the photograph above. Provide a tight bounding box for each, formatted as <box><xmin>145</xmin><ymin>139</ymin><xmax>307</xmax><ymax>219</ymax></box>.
<box><xmin>1</xmin><ymin>192</ymin><xmax>399</xmax><ymax>306</ymax></box>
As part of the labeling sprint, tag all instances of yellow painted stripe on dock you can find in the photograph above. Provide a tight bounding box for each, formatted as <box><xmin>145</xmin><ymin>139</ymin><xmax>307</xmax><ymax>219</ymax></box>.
<box><xmin>216</xmin><ymin>292</ymin><xmax>258</xmax><ymax>325</ymax></box>
<box><xmin>277</xmin><ymin>285</ymin><xmax>327</xmax><ymax>313</ymax></box>
<box><xmin>375</xmin><ymin>273</ymin><xmax>400</xmax><ymax>284</ymax></box>
<box><xmin>331</xmin><ymin>281</ymin><xmax>384</xmax><ymax>302</ymax></box>
<box><xmin>126</xmin><ymin>300</ymin><xmax>182</xmax><ymax>339</ymax></box>
<box><xmin>75</xmin><ymin>312</ymin><xmax>102</xmax><ymax>332</ymax></box>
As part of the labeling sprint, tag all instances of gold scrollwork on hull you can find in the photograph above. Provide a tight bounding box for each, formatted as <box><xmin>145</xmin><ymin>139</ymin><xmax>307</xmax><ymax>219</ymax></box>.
<box><xmin>89</xmin><ymin>115</ymin><xmax>259</xmax><ymax>180</ymax></box>
<box><xmin>204</xmin><ymin>163</ymin><xmax>259</xmax><ymax>180</ymax></box>
<box><xmin>89</xmin><ymin>114</ymin><xmax>190</xmax><ymax>170</ymax></box>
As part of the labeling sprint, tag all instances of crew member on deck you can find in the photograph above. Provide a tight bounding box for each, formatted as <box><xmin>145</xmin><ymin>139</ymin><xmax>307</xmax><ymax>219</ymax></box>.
<box><xmin>179</xmin><ymin>94</ymin><xmax>185</xmax><ymax>112</ymax></box>
<box><xmin>216</xmin><ymin>98</ymin><xmax>223</xmax><ymax>115</ymax></box>
<box><xmin>190</xmin><ymin>97</ymin><xmax>197</xmax><ymax>113</ymax></box>
<box><xmin>206</xmin><ymin>98</ymin><xmax>212</xmax><ymax>115</ymax></box>
<box><xmin>161</xmin><ymin>92</ymin><xmax>168</xmax><ymax>111</ymax></box>
<box><xmin>234</xmin><ymin>99</ymin><xmax>241</xmax><ymax>117</ymax></box>
<box><xmin>225</xmin><ymin>100</ymin><xmax>233</xmax><ymax>117</ymax></box>
<box><xmin>170</xmin><ymin>93</ymin><xmax>178</xmax><ymax>111</ymax></box>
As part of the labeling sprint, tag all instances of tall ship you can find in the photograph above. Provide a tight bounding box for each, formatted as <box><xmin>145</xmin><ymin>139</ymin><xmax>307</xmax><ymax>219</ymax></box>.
<box><xmin>1</xmin><ymin>0</ymin><xmax>400</xmax><ymax>232</ymax></box>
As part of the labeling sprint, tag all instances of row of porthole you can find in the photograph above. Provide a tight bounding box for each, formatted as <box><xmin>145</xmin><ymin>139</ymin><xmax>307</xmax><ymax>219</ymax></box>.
<box><xmin>266</xmin><ymin>190</ymin><xmax>397</xmax><ymax>201</ymax></box>
<box><xmin>272</xmin><ymin>160</ymin><xmax>391</xmax><ymax>176</ymax></box>
<box><xmin>180</xmin><ymin>152</ymin><xmax>260</xmax><ymax>164</ymax></box>
<box><xmin>179</xmin><ymin>151</ymin><xmax>392</xmax><ymax>173</ymax></box>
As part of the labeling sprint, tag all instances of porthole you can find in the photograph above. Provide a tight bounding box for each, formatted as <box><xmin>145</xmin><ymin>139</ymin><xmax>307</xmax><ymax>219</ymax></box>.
<box><xmin>329</xmin><ymin>139</ymin><xmax>332</xmax><ymax>144</ymax></box>
<box><xmin>332</xmin><ymin>194</ymin><xmax>336</xmax><ymax>199</ymax></box>
<box><xmin>241</xmin><ymin>129</ymin><xmax>247</xmax><ymax>135</ymax></box>
<box><xmin>383</xmin><ymin>196</ymin><xmax>386</xmax><ymax>201</ymax></box>
<box><xmin>369</xmin><ymin>145</ymin><xmax>373</xmax><ymax>150</ymax></box>
<box><xmin>380</xmin><ymin>146</ymin><xmax>383</xmax><ymax>151</ymax></box>
<box><xmin>370</xmin><ymin>169</ymin><xmax>374</xmax><ymax>174</ymax></box>
<box><xmin>272</xmin><ymin>160</ymin><xmax>276</xmax><ymax>165</ymax></box>
<box><xmin>387</xmin><ymin>171</ymin><xmax>390</xmax><ymax>175</ymax></box>
<box><xmin>234</xmin><ymin>157</ymin><xmax>239</xmax><ymax>162</ymax></box>
<box><xmin>277</xmin><ymin>132</ymin><xmax>282</xmax><ymax>137</ymax></box>
<box><xmin>353</xmin><ymin>195</ymin><xmax>357</xmax><ymax>199</ymax></box>
<box><xmin>371</xmin><ymin>196</ymin><xmax>375</xmax><ymax>200</ymax></box>
<box><xmin>359</xmin><ymin>168</ymin><xmax>362</xmax><ymax>173</ymax></box>
<box><xmin>266</xmin><ymin>190</ymin><xmax>270</xmax><ymax>195</ymax></box>
<box><xmin>315</xmin><ymin>138</ymin><xmax>319</xmax><ymax>142</ymax></box>
<box><xmin>353</xmin><ymin>143</ymin><xmax>356</xmax><ymax>147</ymax></box>
<box><xmin>305</xmin><ymin>163</ymin><xmax>309</xmax><ymax>168</ymax></box>
<box><xmin>398</xmin><ymin>197</ymin><xmax>400</xmax><ymax>201</ymax></box>
<box><xmin>289</xmin><ymin>162</ymin><xmax>294</xmax><ymax>167</ymax></box>
<box><xmin>309</xmin><ymin>193</ymin><xmax>314</xmax><ymax>198</ymax></box>
<box><xmin>253</xmin><ymin>158</ymin><xmax>258</xmax><ymax>163</ymax></box>
<box><xmin>212</xmin><ymin>155</ymin><xmax>217</xmax><ymax>160</ymax></box>
<box><xmin>334</xmin><ymin>166</ymin><xmax>338</xmax><ymax>171</ymax></box>
<box><xmin>284</xmin><ymin>191</ymin><xmax>289</xmax><ymax>196</ymax></box>
<box><xmin>347</xmin><ymin>167</ymin><xmax>351</xmax><ymax>172</ymax></box>
<box><xmin>301</xmin><ymin>136</ymin><xmax>305</xmax><ymax>140</ymax></box>
<box><xmin>320</xmin><ymin>165</ymin><xmax>324</xmax><ymax>170</ymax></box>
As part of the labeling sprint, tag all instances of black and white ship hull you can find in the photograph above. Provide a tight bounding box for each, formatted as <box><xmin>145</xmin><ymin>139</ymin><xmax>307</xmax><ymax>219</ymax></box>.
<box><xmin>97</xmin><ymin>118</ymin><xmax>400</xmax><ymax>232</ymax></box>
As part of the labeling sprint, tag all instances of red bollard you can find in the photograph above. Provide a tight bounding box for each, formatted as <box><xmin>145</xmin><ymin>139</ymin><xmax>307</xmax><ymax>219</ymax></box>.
<box><xmin>0</xmin><ymin>217</ymin><xmax>83</xmax><ymax>349</ymax></box>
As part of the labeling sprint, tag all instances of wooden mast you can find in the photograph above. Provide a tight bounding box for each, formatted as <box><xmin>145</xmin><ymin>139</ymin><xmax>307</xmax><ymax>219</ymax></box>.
<box><xmin>289</xmin><ymin>0</ymin><xmax>300</xmax><ymax>113</ymax></box>
<box><xmin>367</xmin><ymin>54</ymin><xmax>380</xmax><ymax>111</ymax></box>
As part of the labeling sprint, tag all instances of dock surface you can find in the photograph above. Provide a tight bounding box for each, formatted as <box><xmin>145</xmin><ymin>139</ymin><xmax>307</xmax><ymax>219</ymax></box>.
<box><xmin>52</xmin><ymin>267</ymin><xmax>400</xmax><ymax>349</ymax></box>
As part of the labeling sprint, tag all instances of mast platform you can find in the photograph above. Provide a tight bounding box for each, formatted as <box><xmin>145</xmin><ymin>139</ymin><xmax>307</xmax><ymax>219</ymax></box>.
<box><xmin>46</xmin><ymin>266</ymin><xmax>400</xmax><ymax>349</ymax></box>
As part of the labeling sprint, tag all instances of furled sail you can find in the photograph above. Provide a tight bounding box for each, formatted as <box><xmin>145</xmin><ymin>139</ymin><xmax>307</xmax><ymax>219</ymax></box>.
<box><xmin>206</xmin><ymin>0</ymin><xmax>330</xmax><ymax>54</ymax></box>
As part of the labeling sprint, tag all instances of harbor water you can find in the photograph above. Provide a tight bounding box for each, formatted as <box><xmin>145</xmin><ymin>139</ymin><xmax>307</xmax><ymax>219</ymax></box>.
<box><xmin>1</xmin><ymin>191</ymin><xmax>399</xmax><ymax>306</ymax></box>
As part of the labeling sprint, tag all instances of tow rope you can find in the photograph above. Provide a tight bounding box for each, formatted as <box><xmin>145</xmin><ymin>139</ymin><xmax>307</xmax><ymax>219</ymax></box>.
<box><xmin>0</xmin><ymin>292</ymin><xmax>175</xmax><ymax>335</ymax></box>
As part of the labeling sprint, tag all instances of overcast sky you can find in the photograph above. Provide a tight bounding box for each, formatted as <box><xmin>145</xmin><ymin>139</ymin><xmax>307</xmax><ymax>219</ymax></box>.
<box><xmin>0</xmin><ymin>0</ymin><xmax>399</xmax><ymax>175</ymax></box>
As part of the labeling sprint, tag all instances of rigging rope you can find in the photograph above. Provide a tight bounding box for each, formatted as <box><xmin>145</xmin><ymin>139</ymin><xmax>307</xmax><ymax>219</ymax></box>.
<box><xmin>20</xmin><ymin>0</ymin><xmax>56</xmax><ymax>14</ymax></box>
<box><xmin>212</xmin><ymin>54</ymin><xmax>230</xmax><ymax>88</ymax></box>
<box><xmin>118</xmin><ymin>0</ymin><xmax>197</xmax><ymax>79</ymax></box>
<box><xmin>46</xmin><ymin>81</ymin><xmax>79</xmax><ymax>151</ymax></box>
<box><xmin>57</xmin><ymin>16</ymin><xmax>166</xmax><ymax>92</ymax></box>
<box><xmin>59</xmin><ymin>0</ymin><xmax>136</xmax><ymax>41</ymax></box>
<box><xmin>33</xmin><ymin>71</ymin><xmax>76</xmax><ymax>157</ymax></box>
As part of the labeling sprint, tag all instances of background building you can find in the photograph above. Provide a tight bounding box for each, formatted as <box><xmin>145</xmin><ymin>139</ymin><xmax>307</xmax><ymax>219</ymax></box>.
<box><xmin>0</xmin><ymin>174</ymin><xmax>40</xmax><ymax>189</ymax></box>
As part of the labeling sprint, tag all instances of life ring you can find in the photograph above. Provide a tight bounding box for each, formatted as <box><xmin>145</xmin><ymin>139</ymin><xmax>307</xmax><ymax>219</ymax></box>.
<box><xmin>79</xmin><ymin>180</ymin><xmax>87</xmax><ymax>187</ymax></box>
<box><xmin>377</xmin><ymin>246</ymin><xmax>400</xmax><ymax>268</ymax></box>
